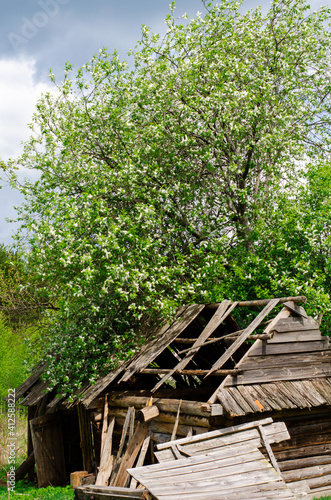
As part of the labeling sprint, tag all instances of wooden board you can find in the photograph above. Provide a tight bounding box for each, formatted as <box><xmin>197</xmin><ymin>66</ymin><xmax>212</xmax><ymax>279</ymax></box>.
<box><xmin>245</xmin><ymin>339</ymin><xmax>330</xmax><ymax>356</ymax></box>
<box><xmin>272</xmin><ymin>317</ymin><xmax>319</xmax><ymax>332</ymax></box>
<box><xmin>155</xmin><ymin>420</ymin><xmax>289</xmax><ymax>463</ymax></box>
<box><xmin>112</xmin><ymin>422</ymin><xmax>150</xmax><ymax>487</ymax></box>
<box><xmin>237</xmin><ymin>350</ymin><xmax>331</xmax><ymax>371</ymax></box>
<box><xmin>283</xmin><ymin>301</ymin><xmax>308</xmax><ymax>319</ymax></box>
<box><xmin>223</xmin><ymin>363</ymin><xmax>331</xmax><ymax>387</ymax></box>
<box><xmin>119</xmin><ymin>304</ymin><xmax>205</xmax><ymax>384</ymax></box>
<box><xmin>74</xmin><ymin>485</ymin><xmax>150</xmax><ymax>499</ymax></box>
<box><xmin>151</xmin><ymin>300</ymin><xmax>236</xmax><ymax>393</ymax></box>
<box><xmin>267</xmin><ymin>330</ymin><xmax>323</xmax><ymax>343</ymax></box>
<box><xmin>128</xmin><ymin>446</ymin><xmax>296</xmax><ymax>499</ymax></box>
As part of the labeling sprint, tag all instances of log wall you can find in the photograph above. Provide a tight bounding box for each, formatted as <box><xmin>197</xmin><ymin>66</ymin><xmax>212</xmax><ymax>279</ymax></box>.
<box><xmin>272</xmin><ymin>413</ymin><xmax>331</xmax><ymax>498</ymax></box>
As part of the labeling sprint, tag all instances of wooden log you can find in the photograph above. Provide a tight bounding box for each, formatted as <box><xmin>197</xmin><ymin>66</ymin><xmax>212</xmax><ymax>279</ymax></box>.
<box><xmin>140</xmin><ymin>368</ymin><xmax>240</xmax><ymax>376</ymax></box>
<box><xmin>137</xmin><ymin>405</ymin><xmax>159</xmax><ymax>423</ymax></box>
<box><xmin>108</xmin><ymin>407</ymin><xmax>210</xmax><ymax>428</ymax></box>
<box><xmin>70</xmin><ymin>471</ymin><xmax>89</xmax><ymax>488</ymax></box>
<box><xmin>206</xmin><ymin>296</ymin><xmax>307</xmax><ymax>310</ymax></box>
<box><xmin>107</xmin><ymin>394</ymin><xmax>212</xmax><ymax>417</ymax></box>
<box><xmin>279</xmin><ymin>454</ymin><xmax>331</xmax><ymax>471</ymax></box>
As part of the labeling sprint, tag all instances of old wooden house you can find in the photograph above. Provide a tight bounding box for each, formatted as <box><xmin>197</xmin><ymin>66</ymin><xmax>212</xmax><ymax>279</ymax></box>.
<box><xmin>15</xmin><ymin>296</ymin><xmax>331</xmax><ymax>498</ymax></box>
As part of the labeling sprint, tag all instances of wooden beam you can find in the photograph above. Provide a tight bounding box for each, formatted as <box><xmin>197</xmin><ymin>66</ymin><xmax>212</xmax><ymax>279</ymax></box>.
<box><xmin>140</xmin><ymin>368</ymin><xmax>241</xmax><ymax>376</ymax></box>
<box><xmin>151</xmin><ymin>300</ymin><xmax>237</xmax><ymax>393</ymax></box>
<box><xmin>206</xmin><ymin>296</ymin><xmax>306</xmax><ymax>310</ymax></box>
<box><xmin>206</xmin><ymin>299</ymin><xmax>279</xmax><ymax>380</ymax></box>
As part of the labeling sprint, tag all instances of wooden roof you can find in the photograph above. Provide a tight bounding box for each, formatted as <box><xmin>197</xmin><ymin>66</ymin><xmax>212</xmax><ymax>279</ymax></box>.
<box><xmin>15</xmin><ymin>296</ymin><xmax>331</xmax><ymax>415</ymax></box>
<box><xmin>215</xmin><ymin>314</ymin><xmax>331</xmax><ymax>416</ymax></box>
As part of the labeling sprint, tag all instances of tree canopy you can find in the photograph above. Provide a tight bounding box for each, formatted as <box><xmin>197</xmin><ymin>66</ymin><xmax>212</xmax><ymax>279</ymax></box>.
<box><xmin>12</xmin><ymin>0</ymin><xmax>331</xmax><ymax>394</ymax></box>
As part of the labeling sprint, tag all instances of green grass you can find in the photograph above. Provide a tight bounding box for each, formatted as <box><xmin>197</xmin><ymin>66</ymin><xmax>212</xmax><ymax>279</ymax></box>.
<box><xmin>0</xmin><ymin>482</ymin><xmax>74</xmax><ymax>499</ymax></box>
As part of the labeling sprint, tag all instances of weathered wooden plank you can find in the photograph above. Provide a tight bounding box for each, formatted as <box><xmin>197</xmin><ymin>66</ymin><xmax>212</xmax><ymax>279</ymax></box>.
<box><xmin>244</xmin><ymin>339</ymin><xmax>330</xmax><ymax>356</ymax></box>
<box><xmin>155</xmin><ymin>422</ymin><xmax>289</xmax><ymax>462</ymax></box>
<box><xmin>156</xmin><ymin>418</ymin><xmax>273</xmax><ymax>450</ymax></box>
<box><xmin>120</xmin><ymin>304</ymin><xmax>204</xmax><ymax>384</ymax></box>
<box><xmin>96</xmin><ymin>417</ymin><xmax>115</xmax><ymax>486</ymax></box>
<box><xmin>151</xmin><ymin>301</ymin><xmax>235</xmax><ymax>392</ymax></box>
<box><xmin>14</xmin><ymin>362</ymin><xmax>46</xmax><ymax>401</ymax></box>
<box><xmin>74</xmin><ymin>485</ymin><xmax>150</xmax><ymax>499</ymax></box>
<box><xmin>112</xmin><ymin>422</ymin><xmax>149</xmax><ymax>487</ymax></box>
<box><xmin>281</xmin><ymin>459</ymin><xmax>331</xmax><ymax>478</ymax></box>
<box><xmin>129</xmin><ymin>433</ymin><xmax>151</xmax><ymax>489</ymax></box>
<box><xmin>272</xmin><ymin>317</ymin><xmax>319</xmax><ymax>332</ymax></box>
<box><xmin>117</xmin><ymin>407</ymin><xmax>133</xmax><ymax>460</ymax></box>
<box><xmin>309</xmin><ymin>378</ymin><xmax>331</xmax><ymax>404</ymax></box>
<box><xmin>268</xmin><ymin>330</ymin><xmax>323</xmax><ymax>343</ymax></box>
<box><xmin>223</xmin><ymin>363</ymin><xmax>331</xmax><ymax>387</ymax></box>
<box><xmin>237</xmin><ymin>351</ymin><xmax>331</xmax><ymax>371</ymax></box>
<box><xmin>283</xmin><ymin>301</ymin><xmax>308</xmax><ymax>318</ymax></box>
<box><xmin>100</xmin><ymin>396</ymin><xmax>109</xmax><ymax>457</ymax></box>
<box><xmin>207</xmin><ymin>299</ymin><xmax>280</xmax><ymax>403</ymax></box>
<box><xmin>224</xmin><ymin>387</ymin><xmax>254</xmax><ymax>414</ymax></box>
<box><xmin>20</xmin><ymin>380</ymin><xmax>50</xmax><ymax>406</ymax></box>
<box><xmin>217</xmin><ymin>388</ymin><xmax>247</xmax><ymax>416</ymax></box>
<box><xmin>129</xmin><ymin>446</ymin><xmax>293</xmax><ymax>499</ymax></box>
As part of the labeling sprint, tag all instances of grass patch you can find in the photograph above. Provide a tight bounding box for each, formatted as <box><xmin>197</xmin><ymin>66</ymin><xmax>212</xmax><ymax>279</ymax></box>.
<box><xmin>0</xmin><ymin>482</ymin><xmax>74</xmax><ymax>499</ymax></box>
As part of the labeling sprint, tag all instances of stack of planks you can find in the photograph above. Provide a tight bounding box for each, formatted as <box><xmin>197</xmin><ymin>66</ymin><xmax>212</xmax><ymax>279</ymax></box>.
<box><xmin>128</xmin><ymin>418</ymin><xmax>296</xmax><ymax>500</ymax></box>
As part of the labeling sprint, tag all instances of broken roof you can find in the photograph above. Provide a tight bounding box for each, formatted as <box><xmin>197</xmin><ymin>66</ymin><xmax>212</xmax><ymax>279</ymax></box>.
<box><xmin>15</xmin><ymin>295</ymin><xmax>331</xmax><ymax>415</ymax></box>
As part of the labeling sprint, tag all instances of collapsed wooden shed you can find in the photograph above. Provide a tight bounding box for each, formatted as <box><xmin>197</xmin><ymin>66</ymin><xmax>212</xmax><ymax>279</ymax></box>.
<box><xmin>15</xmin><ymin>296</ymin><xmax>331</xmax><ymax>498</ymax></box>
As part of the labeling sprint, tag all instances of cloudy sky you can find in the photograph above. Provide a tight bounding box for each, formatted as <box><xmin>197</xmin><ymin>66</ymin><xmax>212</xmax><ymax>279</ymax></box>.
<box><xmin>0</xmin><ymin>0</ymin><xmax>329</xmax><ymax>245</ymax></box>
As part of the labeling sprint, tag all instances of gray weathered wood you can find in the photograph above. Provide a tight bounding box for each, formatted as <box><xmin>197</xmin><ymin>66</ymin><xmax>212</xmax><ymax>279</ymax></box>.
<box><xmin>119</xmin><ymin>304</ymin><xmax>204</xmax><ymax>384</ymax></box>
<box><xmin>96</xmin><ymin>417</ymin><xmax>115</xmax><ymax>486</ymax></box>
<box><xmin>245</xmin><ymin>339</ymin><xmax>330</xmax><ymax>356</ymax></box>
<box><xmin>128</xmin><ymin>444</ymin><xmax>295</xmax><ymax>500</ymax></box>
<box><xmin>283</xmin><ymin>301</ymin><xmax>308</xmax><ymax>319</ymax></box>
<box><xmin>236</xmin><ymin>350</ymin><xmax>331</xmax><ymax>371</ymax></box>
<box><xmin>74</xmin><ymin>485</ymin><xmax>150</xmax><ymax>499</ymax></box>
<box><xmin>223</xmin><ymin>363</ymin><xmax>331</xmax><ymax>387</ymax></box>
<box><xmin>272</xmin><ymin>316</ymin><xmax>319</xmax><ymax>332</ymax></box>
<box><xmin>151</xmin><ymin>300</ymin><xmax>235</xmax><ymax>392</ymax></box>
<box><xmin>207</xmin><ymin>299</ymin><xmax>279</xmax><ymax>402</ymax></box>
<box><xmin>267</xmin><ymin>330</ymin><xmax>323</xmax><ymax>343</ymax></box>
